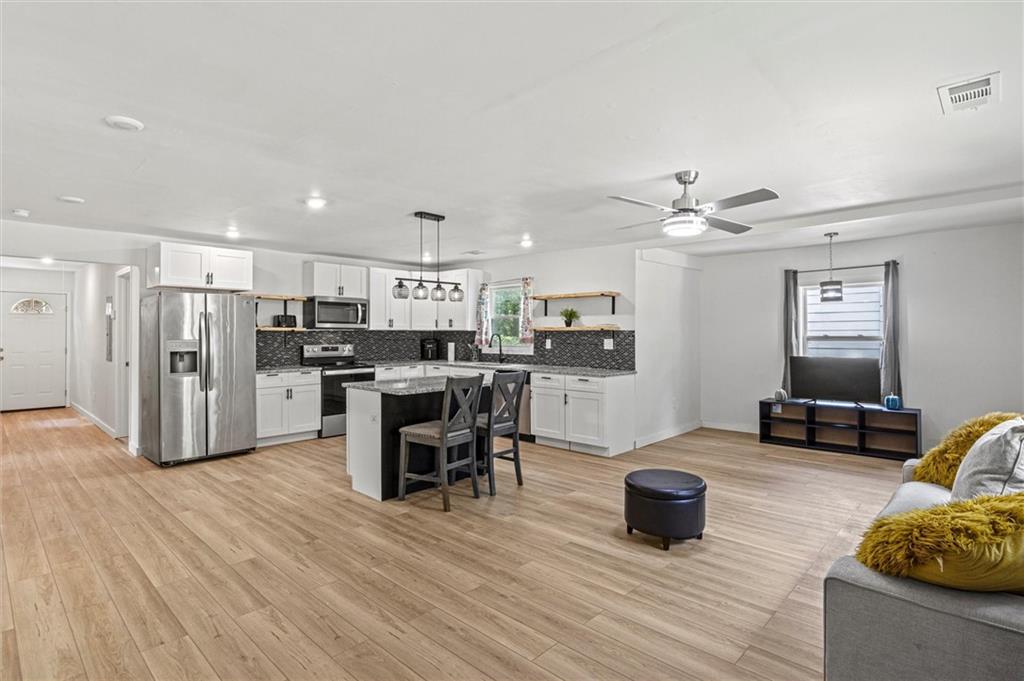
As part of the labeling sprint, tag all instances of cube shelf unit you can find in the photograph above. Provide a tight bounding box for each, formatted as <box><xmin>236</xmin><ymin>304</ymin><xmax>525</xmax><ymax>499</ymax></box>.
<box><xmin>758</xmin><ymin>399</ymin><xmax>922</xmax><ymax>460</ymax></box>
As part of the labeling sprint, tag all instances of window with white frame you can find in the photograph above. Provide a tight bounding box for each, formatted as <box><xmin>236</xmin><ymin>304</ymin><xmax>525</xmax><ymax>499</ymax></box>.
<box><xmin>484</xmin><ymin>280</ymin><xmax>533</xmax><ymax>353</ymax></box>
<box><xmin>801</xmin><ymin>282</ymin><xmax>884</xmax><ymax>360</ymax></box>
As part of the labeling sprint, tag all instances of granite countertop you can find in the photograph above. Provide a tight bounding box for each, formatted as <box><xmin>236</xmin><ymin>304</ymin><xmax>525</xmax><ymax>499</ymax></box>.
<box><xmin>371</xmin><ymin>360</ymin><xmax>635</xmax><ymax>377</ymax></box>
<box><xmin>343</xmin><ymin>376</ymin><xmax>474</xmax><ymax>395</ymax></box>
<box><xmin>256</xmin><ymin>366</ymin><xmax>321</xmax><ymax>375</ymax></box>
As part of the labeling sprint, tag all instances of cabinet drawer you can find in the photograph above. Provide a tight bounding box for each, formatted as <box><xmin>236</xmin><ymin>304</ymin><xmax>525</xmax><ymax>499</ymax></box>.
<box><xmin>256</xmin><ymin>373</ymin><xmax>287</xmax><ymax>388</ymax></box>
<box><xmin>290</xmin><ymin>370</ymin><xmax>321</xmax><ymax>386</ymax></box>
<box><xmin>530</xmin><ymin>372</ymin><xmax>565</xmax><ymax>388</ymax></box>
<box><xmin>375</xmin><ymin>366</ymin><xmax>404</xmax><ymax>380</ymax></box>
<box><xmin>565</xmin><ymin>375</ymin><xmax>604</xmax><ymax>393</ymax></box>
<box><xmin>423</xmin><ymin>365</ymin><xmax>450</xmax><ymax>376</ymax></box>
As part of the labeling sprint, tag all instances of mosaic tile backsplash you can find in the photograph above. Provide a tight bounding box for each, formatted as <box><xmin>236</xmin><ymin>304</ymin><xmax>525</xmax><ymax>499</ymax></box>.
<box><xmin>256</xmin><ymin>329</ymin><xmax>635</xmax><ymax>371</ymax></box>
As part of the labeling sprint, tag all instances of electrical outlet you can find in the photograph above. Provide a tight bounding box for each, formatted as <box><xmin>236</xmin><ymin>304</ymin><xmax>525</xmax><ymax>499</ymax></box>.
<box><xmin>545</xmin><ymin>338</ymin><xmax>552</xmax><ymax>349</ymax></box>
<box><xmin>603</xmin><ymin>337</ymin><xmax>614</xmax><ymax>350</ymax></box>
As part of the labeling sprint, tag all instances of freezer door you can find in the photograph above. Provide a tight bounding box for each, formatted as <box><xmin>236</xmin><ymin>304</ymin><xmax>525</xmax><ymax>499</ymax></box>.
<box><xmin>159</xmin><ymin>292</ymin><xmax>207</xmax><ymax>463</ymax></box>
<box><xmin>205</xmin><ymin>294</ymin><xmax>256</xmax><ymax>455</ymax></box>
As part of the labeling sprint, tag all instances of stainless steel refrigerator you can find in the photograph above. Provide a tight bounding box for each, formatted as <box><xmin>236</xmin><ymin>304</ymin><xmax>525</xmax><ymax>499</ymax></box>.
<box><xmin>140</xmin><ymin>292</ymin><xmax>256</xmax><ymax>465</ymax></box>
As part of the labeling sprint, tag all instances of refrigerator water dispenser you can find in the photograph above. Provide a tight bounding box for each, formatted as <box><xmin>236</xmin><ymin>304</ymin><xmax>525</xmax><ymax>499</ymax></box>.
<box><xmin>169</xmin><ymin>351</ymin><xmax>198</xmax><ymax>374</ymax></box>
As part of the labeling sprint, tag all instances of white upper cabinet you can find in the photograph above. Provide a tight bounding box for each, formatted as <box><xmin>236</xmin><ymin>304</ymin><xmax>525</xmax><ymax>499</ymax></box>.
<box><xmin>438</xmin><ymin>269</ymin><xmax>482</xmax><ymax>330</ymax></box>
<box><xmin>369</xmin><ymin>268</ymin><xmax>412</xmax><ymax>329</ymax></box>
<box><xmin>303</xmin><ymin>262</ymin><xmax>368</xmax><ymax>298</ymax></box>
<box><xmin>147</xmin><ymin>242</ymin><xmax>253</xmax><ymax>290</ymax></box>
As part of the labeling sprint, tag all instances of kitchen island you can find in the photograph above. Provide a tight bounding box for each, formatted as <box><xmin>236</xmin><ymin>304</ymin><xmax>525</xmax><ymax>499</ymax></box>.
<box><xmin>344</xmin><ymin>376</ymin><xmax>494</xmax><ymax>501</ymax></box>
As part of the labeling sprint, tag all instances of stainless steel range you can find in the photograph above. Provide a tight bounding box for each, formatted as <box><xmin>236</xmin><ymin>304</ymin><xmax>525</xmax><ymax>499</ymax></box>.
<box><xmin>301</xmin><ymin>344</ymin><xmax>374</xmax><ymax>437</ymax></box>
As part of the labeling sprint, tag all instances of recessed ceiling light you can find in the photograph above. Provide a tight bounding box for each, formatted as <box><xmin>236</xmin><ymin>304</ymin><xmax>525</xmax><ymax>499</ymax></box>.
<box><xmin>58</xmin><ymin>195</ymin><xmax>86</xmax><ymax>204</ymax></box>
<box><xmin>520</xmin><ymin>234</ymin><xmax>533</xmax><ymax>248</ymax></box>
<box><xmin>40</xmin><ymin>257</ymin><xmax>55</xmax><ymax>265</ymax></box>
<box><xmin>104</xmin><ymin>115</ymin><xmax>145</xmax><ymax>132</ymax></box>
<box><xmin>304</xmin><ymin>196</ymin><xmax>327</xmax><ymax>210</ymax></box>
<box><xmin>422</xmin><ymin>251</ymin><xmax>432</xmax><ymax>262</ymax></box>
<box><xmin>11</xmin><ymin>208</ymin><xmax>31</xmax><ymax>218</ymax></box>
<box><xmin>226</xmin><ymin>224</ymin><xmax>240</xmax><ymax>239</ymax></box>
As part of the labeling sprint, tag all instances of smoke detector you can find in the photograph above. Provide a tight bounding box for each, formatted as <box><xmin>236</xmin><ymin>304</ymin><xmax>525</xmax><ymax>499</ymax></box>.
<box><xmin>937</xmin><ymin>72</ymin><xmax>1001</xmax><ymax>114</ymax></box>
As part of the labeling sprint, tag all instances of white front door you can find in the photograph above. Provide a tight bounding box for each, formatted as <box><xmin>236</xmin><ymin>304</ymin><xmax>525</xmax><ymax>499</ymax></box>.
<box><xmin>1</xmin><ymin>291</ymin><xmax>67</xmax><ymax>411</ymax></box>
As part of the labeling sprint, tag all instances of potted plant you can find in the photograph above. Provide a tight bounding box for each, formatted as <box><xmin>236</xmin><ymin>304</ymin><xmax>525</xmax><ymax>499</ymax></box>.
<box><xmin>560</xmin><ymin>307</ymin><xmax>580</xmax><ymax>327</ymax></box>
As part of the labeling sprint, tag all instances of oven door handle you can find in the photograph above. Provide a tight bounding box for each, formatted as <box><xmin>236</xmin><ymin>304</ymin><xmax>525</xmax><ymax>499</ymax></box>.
<box><xmin>323</xmin><ymin>368</ymin><xmax>375</xmax><ymax>376</ymax></box>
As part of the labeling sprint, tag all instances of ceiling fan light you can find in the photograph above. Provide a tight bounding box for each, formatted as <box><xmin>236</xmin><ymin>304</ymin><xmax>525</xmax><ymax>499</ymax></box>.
<box><xmin>820</xmin><ymin>280</ymin><xmax>843</xmax><ymax>302</ymax></box>
<box><xmin>661</xmin><ymin>215</ymin><xmax>708</xmax><ymax>237</ymax></box>
<box><xmin>448</xmin><ymin>284</ymin><xmax>464</xmax><ymax>302</ymax></box>
<box><xmin>430</xmin><ymin>283</ymin><xmax>447</xmax><ymax>302</ymax></box>
<box><xmin>412</xmin><ymin>281</ymin><xmax>430</xmax><ymax>300</ymax></box>
<box><xmin>392</xmin><ymin>279</ymin><xmax>410</xmax><ymax>299</ymax></box>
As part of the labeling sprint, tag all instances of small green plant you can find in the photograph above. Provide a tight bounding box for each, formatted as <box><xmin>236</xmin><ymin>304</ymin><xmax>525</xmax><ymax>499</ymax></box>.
<box><xmin>560</xmin><ymin>307</ymin><xmax>580</xmax><ymax>327</ymax></box>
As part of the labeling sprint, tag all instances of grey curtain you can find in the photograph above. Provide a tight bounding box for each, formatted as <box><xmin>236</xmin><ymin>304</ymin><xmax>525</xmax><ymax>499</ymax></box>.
<box><xmin>781</xmin><ymin>269</ymin><xmax>799</xmax><ymax>393</ymax></box>
<box><xmin>880</xmin><ymin>260</ymin><xmax>902</xmax><ymax>397</ymax></box>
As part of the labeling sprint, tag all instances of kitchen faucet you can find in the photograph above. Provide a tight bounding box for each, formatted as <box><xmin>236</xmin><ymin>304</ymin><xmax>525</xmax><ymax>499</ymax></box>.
<box><xmin>488</xmin><ymin>333</ymin><xmax>505</xmax><ymax>363</ymax></box>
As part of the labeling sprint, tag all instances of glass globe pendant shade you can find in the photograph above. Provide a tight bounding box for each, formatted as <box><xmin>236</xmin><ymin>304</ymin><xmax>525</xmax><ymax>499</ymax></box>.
<box><xmin>661</xmin><ymin>214</ymin><xmax>708</xmax><ymax>237</ymax></box>
<box><xmin>392</xmin><ymin>279</ymin><xmax>410</xmax><ymax>299</ymax></box>
<box><xmin>430</xmin><ymin>283</ymin><xmax>447</xmax><ymax>302</ymax></box>
<box><xmin>412</xmin><ymin>281</ymin><xmax>430</xmax><ymax>300</ymax></box>
<box><xmin>448</xmin><ymin>283</ymin><xmax>464</xmax><ymax>302</ymax></box>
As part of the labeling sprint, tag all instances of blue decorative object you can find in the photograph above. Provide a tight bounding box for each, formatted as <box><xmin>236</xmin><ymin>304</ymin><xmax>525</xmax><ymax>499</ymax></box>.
<box><xmin>884</xmin><ymin>394</ymin><xmax>902</xmax><ymax>410</ymax></box>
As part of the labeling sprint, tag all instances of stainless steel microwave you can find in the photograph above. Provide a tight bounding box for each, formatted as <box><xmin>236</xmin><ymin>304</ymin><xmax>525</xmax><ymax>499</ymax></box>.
<box><xmin>303</xmin><ymin>297</ymin><xmax>368</xmax><ymax>329</ymax></box>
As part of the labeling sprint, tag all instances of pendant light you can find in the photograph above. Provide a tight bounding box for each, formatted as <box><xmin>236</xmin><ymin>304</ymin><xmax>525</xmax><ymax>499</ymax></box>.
<box><xmin>412</xmin><ymin>213</ymin><xmax>429</xmax><ymax>300</ymax></box>
<box><xmin>820</xmin><ymin>232</ymin><xmax>843</xmax><ymax>302</ymax></box>
<box><xmin>430</xmin><ymin>216</ymin><xmax>447</xmax><ymax>301</ymax></box>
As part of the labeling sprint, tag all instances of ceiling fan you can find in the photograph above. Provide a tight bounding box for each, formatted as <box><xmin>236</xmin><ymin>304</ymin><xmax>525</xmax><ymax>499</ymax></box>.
<box><xmin>609</xmin><ymin>170</ymin><xmax>779</xmax><ymax>236</ymax></box>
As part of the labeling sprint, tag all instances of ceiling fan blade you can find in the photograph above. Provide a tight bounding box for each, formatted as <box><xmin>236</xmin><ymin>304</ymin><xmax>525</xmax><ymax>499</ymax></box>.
<box><xmin>706</xmin><ymin>215</ymin><xmax>752</xmax><ymax>234</ymax></box>
<box><xmin>608</xmin><ymin>195</ymin><xmax>675</xmax><ymax>212</ymax></box>
<box><xmin>699</xmin><ymin>187</ymin><xmax>779</xmax><ymax>213</ymax></box>
<box><xmin>615</xmin><ymin>219</ymin><xmax>664</xmax><ymax>231</ymax></box>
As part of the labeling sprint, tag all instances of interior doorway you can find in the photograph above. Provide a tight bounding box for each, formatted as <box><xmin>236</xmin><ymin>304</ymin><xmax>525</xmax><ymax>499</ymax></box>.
<box><xmin>114</xmin><ymin>267</ymin><xmax>132</xmax><ymax>438</ymax></box>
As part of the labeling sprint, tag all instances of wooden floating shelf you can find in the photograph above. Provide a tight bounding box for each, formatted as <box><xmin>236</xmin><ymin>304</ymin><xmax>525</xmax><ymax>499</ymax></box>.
<box><xmin>239</xmin><ymin>293</ymin><xmax>307</xmax><ymax>301</ymax></box>
<box><xmin>531</xmin><ymin>290</ymin><xmax>621</xmax><ymax>301</ymax></box>
<box><xmin>256</xmin><ymin>326</ymin><xmax>307</xmax><ymax>332</ymax></box>
<box><xmin>534</xmin><ymin>325</ymin><xmax>620</xmax><ymax>332</ymax></box>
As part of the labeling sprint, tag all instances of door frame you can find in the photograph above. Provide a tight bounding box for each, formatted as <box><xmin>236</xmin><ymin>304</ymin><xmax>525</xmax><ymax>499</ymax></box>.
<box><xmin>114</xmin><ymin>266</ymin><xmax>142</xmax><ymax>454</ymax></box>
<box><xmin>0</xmin><ymin>290</ymin><xmax>70</xmax><ymax>411</ymax></box>
<box><xmin>113</xmin><ymin>268</ymin><xmax>131</xmax><ymax>438</ymax></box>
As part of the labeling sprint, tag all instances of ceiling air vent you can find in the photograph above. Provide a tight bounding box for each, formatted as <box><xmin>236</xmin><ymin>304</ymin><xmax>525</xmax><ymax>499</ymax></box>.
<box><xmin>937</xmin><ymin>72</ymin><xmax>1001</xmax><ymax>114</ymax></box>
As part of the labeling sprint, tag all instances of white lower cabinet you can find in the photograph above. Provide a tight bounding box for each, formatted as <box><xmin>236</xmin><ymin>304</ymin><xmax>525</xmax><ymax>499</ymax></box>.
<box><xmin>530</xmin><ymin>373</ymin><xmax>635</xmax><ymax>456</ymax></box>
<box><xmin>400</xmin><ymin>365</ymin><xmax>424</xmax><ymax>379</ymax></box>
<box><xmin>257</xmin><ymin>371</ymin><xmax>321</xmax><ymax>444</ymax></box>
<box><xmin>374</xmin><ymin>366</ymin><xmax>402</xmax><ymax>381</ymax></box>
<box><xmin>423</xmin><ymin>364</ymin><xmax>451</xmax><ymax>377</ymax></box>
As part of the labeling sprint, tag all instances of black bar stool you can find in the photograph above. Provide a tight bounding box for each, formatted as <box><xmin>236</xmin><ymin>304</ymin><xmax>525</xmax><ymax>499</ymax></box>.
<box><xmin>476</xmin><ymin>370</ymin><xmax>526</xmax><ymax>496</ymax></box>
<box><xmin>397</xmin><ymin>374</ymin><xmax>484</xmax><ymax>512</ymax></box>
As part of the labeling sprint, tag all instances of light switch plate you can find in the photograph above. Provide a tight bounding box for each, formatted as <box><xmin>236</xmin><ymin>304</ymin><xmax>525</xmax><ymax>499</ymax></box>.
<box><xmin>603</xmin><ymin>338</ymin><xmax>614</xmax><ymax>350</ymax></box>
<box><xmin>545</xmin><ymin>338</ymin><xmax>552</xmax><ymax>349</ymax></box>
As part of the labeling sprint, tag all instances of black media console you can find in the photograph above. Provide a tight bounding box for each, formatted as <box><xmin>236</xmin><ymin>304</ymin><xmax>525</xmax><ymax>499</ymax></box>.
<box><xmin>758</xmin><ymin>399</ymin><xmax>922</xmax><ymax>460</ymax></box>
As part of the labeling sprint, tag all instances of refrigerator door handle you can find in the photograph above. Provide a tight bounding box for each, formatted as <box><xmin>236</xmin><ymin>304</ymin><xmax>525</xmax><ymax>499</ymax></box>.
<box><xmin>198</xmin><ymin>311</ymin><xmax>207</xmax><ymax>392</ymax></box>
<box><xmin>205</xmin><ymin>311</ymin><xmax>212</xmax><ymax>389</ymax></box>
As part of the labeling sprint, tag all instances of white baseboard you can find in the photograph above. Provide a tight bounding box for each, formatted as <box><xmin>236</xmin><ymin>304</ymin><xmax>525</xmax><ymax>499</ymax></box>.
<box><xmin>699</xmin><ymin>421</ymin><xmax>759</xmax><ymax>434</ymax></box>
<box><xmin>256</xmin><ymin>431</ymin><xmax>320</xmax><ymax>448</ymax></box>
<box><xmin>634</xmin><ymin>421</ymin><xmax>702</xmax><ymax>448</ymax></box>
<box><xmin>71</xmin><ymin>402</ymin><xmax>117</xmax><ymax>438</ymax></box>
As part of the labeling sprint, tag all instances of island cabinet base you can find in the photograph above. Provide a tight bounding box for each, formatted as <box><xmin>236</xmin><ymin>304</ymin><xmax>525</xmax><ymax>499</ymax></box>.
<box><xmin>346</xmin><ymin>387</ymin><xmax>485</xmax><ymax>501</ymax></box>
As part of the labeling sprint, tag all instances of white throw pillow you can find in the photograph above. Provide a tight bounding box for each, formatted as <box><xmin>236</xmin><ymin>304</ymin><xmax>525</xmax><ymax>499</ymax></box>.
<box><xmin>951</xmin><ymin>417</ymin><xmax>1024</xmax><ymax>500</ymax></box>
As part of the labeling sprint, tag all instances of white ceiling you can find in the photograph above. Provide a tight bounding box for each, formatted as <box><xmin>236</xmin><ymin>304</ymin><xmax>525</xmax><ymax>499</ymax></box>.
<box><xmin>1</xmin><ymin>2</ymin><xmax>1021</xmax><ymax>265</ymax></box>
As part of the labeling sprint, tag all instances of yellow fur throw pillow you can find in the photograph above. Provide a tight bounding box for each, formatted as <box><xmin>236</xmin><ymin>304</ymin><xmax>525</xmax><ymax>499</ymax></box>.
<box><xmin>913</xmin><ymin>412</ymin><xmax>1022</xmax><ymax>488</ymax></box>
<box><xmin>856</xmin><ymin>492</ymin><xmax>1024</xmax><ymax>593</ymax></box>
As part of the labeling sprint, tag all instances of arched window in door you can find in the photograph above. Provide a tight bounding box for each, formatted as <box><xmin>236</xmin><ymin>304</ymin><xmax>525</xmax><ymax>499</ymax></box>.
<box><xmin>9</xmin><ymin>297</ymin><xmax>54</xmax><ymax>315</ymax></box>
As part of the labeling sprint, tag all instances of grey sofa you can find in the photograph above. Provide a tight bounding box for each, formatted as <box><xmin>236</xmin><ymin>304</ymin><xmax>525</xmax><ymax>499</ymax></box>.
<box><xmin>824</xmin><ymin>458</ymin><xmax>1024</xmax><ymax>681</ymax></box>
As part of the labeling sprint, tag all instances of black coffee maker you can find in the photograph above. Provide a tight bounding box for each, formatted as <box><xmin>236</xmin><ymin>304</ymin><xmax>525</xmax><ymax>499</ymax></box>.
<box><xmin>421</xmin><ymin>338</ymin><xmax>439</xmax><ymax>360</ymax></box>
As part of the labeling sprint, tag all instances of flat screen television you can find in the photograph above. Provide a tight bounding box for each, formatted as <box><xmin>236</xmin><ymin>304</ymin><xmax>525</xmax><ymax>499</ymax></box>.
<box><xmin>790</xmin><ymin>356</ymin><xmax>881</xmax><ymax>404</ymax></box>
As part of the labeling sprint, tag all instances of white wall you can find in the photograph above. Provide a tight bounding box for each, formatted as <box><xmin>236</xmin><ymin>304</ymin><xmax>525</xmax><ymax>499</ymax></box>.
<box><xmin>634</xmin><ymin>249</ymin><xmax>703</xmax><ymax>446</ymax></box>
<box><xmin>477</xmin><ymin>242</ymin><xmax>637</xmax><ymax>329</ymax></box>
<box><xmin>699</xmin><ymin>223</ymin><xmax>1024</xmax><ymax>447</ymax></box>
<box><xmin>71</xmin><ymin>263</ymin><xmax>123</xmax><ymax>434</ymax></box>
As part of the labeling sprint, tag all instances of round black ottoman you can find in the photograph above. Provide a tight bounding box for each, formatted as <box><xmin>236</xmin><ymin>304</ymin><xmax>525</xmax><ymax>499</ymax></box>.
<box><xmin>624</xmin><ymin>469</ymin><xmax>706</xmax><ymax>550</ymax></box>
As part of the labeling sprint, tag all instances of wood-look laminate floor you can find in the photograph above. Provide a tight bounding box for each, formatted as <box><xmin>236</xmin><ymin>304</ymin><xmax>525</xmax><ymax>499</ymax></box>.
<box><xmin>0</xmin><ymin>407</ymin><xmax>900</xmax><ymax>681</ymax></box>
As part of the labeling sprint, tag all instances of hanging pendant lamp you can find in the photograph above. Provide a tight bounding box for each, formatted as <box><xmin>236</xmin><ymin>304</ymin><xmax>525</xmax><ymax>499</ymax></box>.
<box><xmin>820</xmin><ymin>232</ymin><xmax>843</xmax><ymax>302</ymax></box>
<box><xmin>430</xmin><ymin>216</ymin><xmax>447</xmax><ymax>301</ymax></box>
<box><xmin>412</xmin><ymin>213</ymin><xmax>429</xmax><ymax>300</ymax></box>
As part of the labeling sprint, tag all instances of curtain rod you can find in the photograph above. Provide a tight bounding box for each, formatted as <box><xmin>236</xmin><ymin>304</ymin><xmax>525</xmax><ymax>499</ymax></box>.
<box><xmin>797</xmin><ymin>263</ymin><xmax>893</xmax><ymax>275</ymax></box>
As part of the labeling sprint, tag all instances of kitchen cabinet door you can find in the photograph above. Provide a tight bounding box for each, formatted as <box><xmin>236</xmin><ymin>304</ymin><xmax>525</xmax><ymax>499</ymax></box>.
<box><xmin>308</xmin><ymin>262</ymin><xmax>341</xmax><ymax>297</ymax></box>
<box><xmin>257</xmin><ymin>387</ymin><xmax>289</xmax><ymax>438</ymax></box>
<box><xmin>423</xmin><ymin>365</ymin><xmax>450</xmax><ymax>377</ymax></box>
<box><xmin>339</xmin><ymin>265</ymin><xmax>367</xmax><ymax>298</ymax></box>
<box><xmin>287</xmin><ymin>384</ymin><xmax>321</xmax><ymax>434</ymax></box>
<box><xmin>436</xmin><ymin>269</ymin><xmax>466</xmax><ymax>330</ymax></box>
<box><xmin>565</xmin><ymin>390</ymin><xmax>605</xmax><ymax>446</ymax></box>
<box><xmin>208</xmin><ymin>247</ymin><xmax>253</xmax><ymax>291</ymax></box>
<box><xmin>375</xmin><ymin>366</ymin><xmax>402</xmax><ymax>381</ymax></box>
<box><xmin>368</xmin><ymin>268</ymin><xmax>389</xmax><ymax>329</ymax></box>
<box><xmin>156</xmin><ymin>242</ymin><xmax>209</xmax><ymax>288</ymax></box>
<box><xmin>386</xmin><ymin>269</ymin><xmax>411</xmax><ymax>329</ymax></box>
<box><xmin>399</xmin><ymin>365</ymin><xmax>424</xmax><ymax>379</ymax></box>
<box><xmin>410</xmin><ymin>298</ymin><xmax>438</xmax><ymax>331</ymax></box>
<box><xmin>530</xmin><ymin>387</ymin><xmax>566</xmax><ymax>440</ymax></box>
